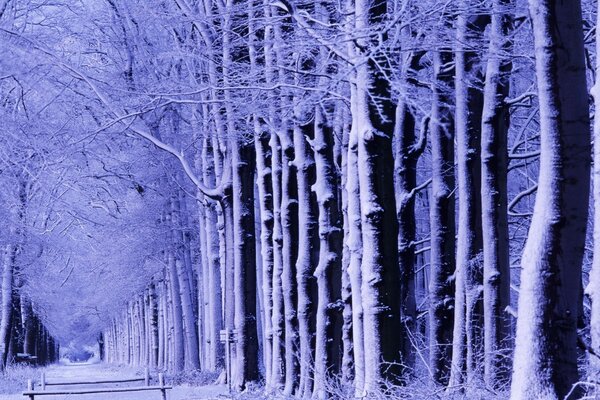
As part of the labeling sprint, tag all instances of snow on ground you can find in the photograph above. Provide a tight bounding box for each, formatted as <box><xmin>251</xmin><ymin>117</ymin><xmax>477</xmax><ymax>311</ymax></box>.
<box><xmin>0</xmin><ymin>362</ymin><xmax>230</xmax><ymax>400</ymax></box>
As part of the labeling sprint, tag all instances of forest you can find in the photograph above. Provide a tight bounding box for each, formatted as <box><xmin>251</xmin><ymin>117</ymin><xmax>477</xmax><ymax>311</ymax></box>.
<box><xmin>0</xmin><ymin>0</ymin><xmax>597</xmax><ymax>399</ymax></box>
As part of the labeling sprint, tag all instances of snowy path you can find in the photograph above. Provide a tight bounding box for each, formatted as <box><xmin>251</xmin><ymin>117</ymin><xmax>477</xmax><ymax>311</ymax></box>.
<box><xmin>0</xmin><ymin>363</ymin><xmax>230</xmax><ymax>400</ymax></box>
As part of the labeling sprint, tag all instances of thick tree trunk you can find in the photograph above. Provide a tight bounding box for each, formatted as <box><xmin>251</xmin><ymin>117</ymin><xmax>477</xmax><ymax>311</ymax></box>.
<box><xmin>428</xmin><ymin>49</ymin><xmax>456</xmax><ymax>386</ymax></box>
<box><xmin>312</xmin><ymin>105</ymin><xmax>343</xmax><ymax>399</ymax></box>
<box><xmin>510</xmin><ymin>1</ymin><xmax>590</xmax><ymax>398</ymax></box>
<box><xmin>166</xmin><ymin>229</ymin><xmax>185</xmax><ymax>372</ymax></box>
<box><xmin>171</xmin><ymin>194</ymin><xmax>200</xmax><ymax>370</ymax></box>
<box><xmin>202</xmin><ymin>138</ymin><xmax>225</xmax><ymax>373</ymax></box>
<box><xmin>269</xmin><ymin>132</ymin><xmax>286</xmax><ymax>392</ymax></box>
<box><xmin>589</xmin><ymin>0</ymin><xmax>600</xmax><ymax>382</ymax></box>
<box><xmin>393</xmin><ymin>51</ymin><xmax>426</xmax><ymax>371</ymax></box>
<box><xmin>279</xmin><ymin>126</ymin><xmax>300</xmax><ymax>396</ymax></box>
<box><xmin>338</xmin><ymin>104</ymin><xmax>354</xmax><ymax>385</ymax></box>
<box><xmin>231</xmin><ymin>137</ymin><xmax>260</xmax><ymax>389</ymax></box>
<box><xmin>345</xmin><ymin>2</ymin><xmax>365</xmax><ymax>394</ymax></box>
<box><xmin>481</xmin><ymin>0</ymin><xmax>512</xmax><ymax>387</ymax></box>
<box><xmin>0</xmin><ymin>245</ymin><xmax>16</xmax><ymax>371</ymax></box>
<box><xmin>249</xmin><ymin>1</ymin><xmax>274</xmax><ymax>385</ymax></box>
<box><xmin>449</xmin><ymin>5</ymin><xmax>486</xmax><ymax>387</ymax></box>
<box><xmin>293</xmin><ymin>118</ymin><xmax>318</xmax><ymax>399</ymax></box>
<box><xmin>271</xmin><ymin>12</ymin><xmax>301</xmax><ymax>393</ymax></box>
<box><xmin>255</xmin><ymin>127</ymin><xmax>274</xmax><ymax>386</ymax></box>
<box><xmin>354</xmin><ymin>0</ymin><xmax>403</xmax><ymax>390</ymax></box>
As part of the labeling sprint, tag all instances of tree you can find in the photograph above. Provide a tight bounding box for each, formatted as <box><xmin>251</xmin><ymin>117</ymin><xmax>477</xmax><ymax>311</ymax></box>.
<box><xmin>510</xmin><ymin>0</ymin><xmax>590</xmax><ymax>398</ymax></box>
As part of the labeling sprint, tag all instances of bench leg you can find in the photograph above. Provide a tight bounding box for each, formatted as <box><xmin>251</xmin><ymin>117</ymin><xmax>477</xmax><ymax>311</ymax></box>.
<box><xmin>161</xmin><ymin>388</ymin><xmax>167</xmax><ymax>400</ymax></box>
<box><xmin>27</xmin><ymin>379</ymin><xmax>34</xmax><ymax>400</ymax></box>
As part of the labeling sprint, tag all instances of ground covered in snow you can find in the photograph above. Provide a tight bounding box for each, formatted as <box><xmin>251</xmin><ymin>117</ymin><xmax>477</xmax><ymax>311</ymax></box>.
<box><xmin>0</xmin><ymin>362</ymin><xmax>231</xmax><ymax>400</ymax></box>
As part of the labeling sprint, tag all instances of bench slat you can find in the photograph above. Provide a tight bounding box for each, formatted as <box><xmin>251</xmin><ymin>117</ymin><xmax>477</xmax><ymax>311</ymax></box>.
<box><xmin>23</xmin><ymin>385</ymin><xmax>173</xmax><ymax>396</ymax></box>
<box><xmin>45</xmin><ymin>377</ymin><xmax>145</xmax><ymax>386</ymax></box>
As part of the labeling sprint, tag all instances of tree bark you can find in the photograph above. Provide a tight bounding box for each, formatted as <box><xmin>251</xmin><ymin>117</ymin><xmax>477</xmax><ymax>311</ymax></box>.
<box><xmin>172</xmin><ymin>194</ymin><xmax>200</xmax><ymax>370</ymax></box>
<box><xmin>510</xmin><ymin>1</ymin><xmax>590</xmax><ymax>398</ymax></box>
<box><xmin>272</xmin><ymin>9</ymin><xmax>300</xmax><ymax>395</ymax></box>
<box><xmin>312</xmin><ymin>105</ymin><xmax>343</xmax><ymax>399</ymax></box>
<box><xmin>231</xmin><ymin>136</ymin><xmax>260</xmax><ymax>389</ymax></box>
<box><xmin>449</xmin><ymin>4</ymin><xmax>486</xmax><ymax>387</ymax></box>
<box><xmin>354</xmin><ymin>0</ymin><xmax>403</xmax><ymax>390</ymax></box>
<box><xmin>0</xmin><ymin>245</ymin><xmax>16</xmax><ymax>371</ymax></box>
<box><xmin>481</xmin><ymin>0</ymin><xmax>512</xmax><ymax>387</ymax></box>
<box><xmin>588</xmin><ymin>0</ymin><xmax>600</xmax><ymax>382</ymax></box>
<box><xmin>428</xmin><ymin>49</ymin><xmax>456</xmax><ymax>386</ymax></box>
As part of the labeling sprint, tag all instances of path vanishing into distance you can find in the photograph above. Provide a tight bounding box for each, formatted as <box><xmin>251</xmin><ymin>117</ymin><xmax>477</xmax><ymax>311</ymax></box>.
<box><xmin>0</xmin><ymin>362</ymin><xmax>229</xmax><ymax>400</ymax></box>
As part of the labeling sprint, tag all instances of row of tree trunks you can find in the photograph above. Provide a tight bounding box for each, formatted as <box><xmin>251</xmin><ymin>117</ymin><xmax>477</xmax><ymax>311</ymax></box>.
<box><xmin>0</xmin><ymin>244</ymin><xmax>59</xmax><ymax>370</ymax></box>
<box><xmin>102</xmin><ymin>2</ymin><xmax>594</xmax><ymax>400</ymax></box>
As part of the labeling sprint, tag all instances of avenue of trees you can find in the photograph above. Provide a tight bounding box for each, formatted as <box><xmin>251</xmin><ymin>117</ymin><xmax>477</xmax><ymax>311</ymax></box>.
<box><xmin>0</xmin><ymin>0</ymin><xmax>599</xmax><ymax>399</ymax></box>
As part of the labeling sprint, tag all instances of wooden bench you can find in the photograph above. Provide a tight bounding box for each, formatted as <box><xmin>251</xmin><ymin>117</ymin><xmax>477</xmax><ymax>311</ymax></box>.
<box><xmin>22</xmin><ymin>371</ymin><xmax>172</xmax><ymax>400</ymax></box>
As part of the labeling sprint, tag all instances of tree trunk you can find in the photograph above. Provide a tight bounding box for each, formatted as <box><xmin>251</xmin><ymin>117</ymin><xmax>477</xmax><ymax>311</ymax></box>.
<box><xmin>293</xmin><ymin>118</ymin><xmax>318</xmax><ymax>399</ymax></box>
<box><xmin>171</xmin><ymin>194</ymin><xmax>200</xmax><ymax>370</ymax></box>
<box><xmin>0</xmin><ymin>245</ymin><xmax>16</xmax><ymax>371</ymax></box>
<box><xmin>271</xmin><ymin>12</ymin><xmax>301</xmax><ymax>393</ymax></box>
<box><xmin>312</xmin><ymin>105</ymin><xmax>343</xmax><ymax>399</ymax></box>
<box><xmin>428</xmin><ymin>49</ymin><xmax>456</xmax><ymax>386</ymax></box>
<box><xmin>249</xmin><ymin>1</ymin><xmax>274</xmax><ymax>384</ymax></box>
<box><xmin>589</xmin><ymin>0</ymin><xmax>600</xmax><ymax>382</ymax></box>
<box><xmin>345</xmin><ymin>1</ymin><xmax>365</xmax><ymax>394</ymax></box>
<box><xmin>338</xmin><ymin>104</ymin><xmax>354</xmax><ymax>385</ymax></box>
<box><xmin>354</xmin><ymin>0</ymin><xmax>403</xmax><ymax>390</ymax></box>
<box><xmin>510</xmin><ymin>1</ymin><xmax>590</xmax><ymax>398</ymax></box>
<box><xmin>449</xmin><ymin>4</ymin><xmax>486</xmax><ymax>387</ymax></box>
<box><xmin>231</xmin><ymin>137</ymin><xmax>260</xmax><ymax>389</ymax></box>
<box><xmin>166</xmin><ymin>227</ymin><xmax>185</xmax><ymax>372</ymax></box>
<box><xmin>481</xmin><ymin>0</ymin><xmax>512</xmax><ymax>387</ymax></box>
<box><xmin>202</xmin><ymin>138</ymin><xmax>225</xmax><ymax>373</ymax></box>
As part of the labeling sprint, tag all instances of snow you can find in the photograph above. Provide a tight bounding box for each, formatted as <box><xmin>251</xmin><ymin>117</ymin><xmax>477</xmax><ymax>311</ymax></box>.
<box><xmin>0</xmin><ymin>363</ymin><xmax>229</xmax><ymax>400</ymax></box>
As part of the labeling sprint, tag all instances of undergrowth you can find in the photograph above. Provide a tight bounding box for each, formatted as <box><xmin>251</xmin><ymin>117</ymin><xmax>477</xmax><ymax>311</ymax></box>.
<box><xmin>0</xmin><ymin>364</ymin><xmax>45</xmax><ymax>394</ymax></box>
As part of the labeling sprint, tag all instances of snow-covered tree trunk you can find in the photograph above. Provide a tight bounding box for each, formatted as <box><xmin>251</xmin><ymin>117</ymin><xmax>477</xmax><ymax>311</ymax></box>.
<box><xmin>338</xmin><ymin>104</ymin><xmax>355</xmax><ymax>384</ymax></box>
<box><xmin>202</xmin><ymin>138</ymin><xmax>225</xmax><ymax>373</ymax></box>
<box><xmin>21</xmin><ymin>296</ymin><xmax>34</xmax><ymax>357</ymax></box>
<box><xmin>344</xmin><ymin>1</ymin><xmax>365</xmax><ymax>394</ymax></box>
<box><xmin>428</xmin><ymin>49</ymin><xmax>456</xmax><ymax>386</ymax></box>
<box><xmin>230</xmin><ymin>135</ymin><xmax>260</xmax><ymax>389</ymax></box>
<box><xmin>179</xmin><ymin>192</ymin><xmax>199</xmax><ymax>318</ymax></box>
<box><xmin>261</xmin><ymin>2</ymin><xmax>284</xmax><ymax>390</ymax></box>
<box><xmin>196</xmin><ymin>195</ymin><xmax>209</xmax><ymax>370</ymax></box>
<box><xmin>510</xmin><ymin>1</ymin><xmax>590</xmax><ymax>398</ymax></box>
<box><xmin>481</xmin><ymin>0</ymin><xmax>512</xmax><ymax>387</ymax></box>
<box><xmin>165</xmin><ymin>264</ymin><xmax>175</xmax><ymax>371</ymax></box>
<box><xmin>393</xmin><ymin>54</ymin><xmax>426</xmax><ymax>368</ymax></box>
<box><xmin>273</xmin><ymin>9</ymin><xmax>300</xmax><ymax>395</ymax></box>
<box><xmin>278</xmin><ymin>125</ymin><xmax>300</xmax><ymax>395</ymax></box>
<box><xmin>0</xmin><ymin>245</ymin><xmax>15</xmax><ymax>370</ymax></box>
<box><xmin>166</xmin><ymin>212</ymin><xmax>185</xmax><ymax>371</ymax></box>
<box><xmin>222</xmin><ymin>180</ymin><xmax>236</xmax><ymax>380</ymax></box>
<box><xmin>354</xmin><ymin>0</ymin><xmax>403</xmax><ymax>390</ymax></box>
<box><xmin>449</xmin><ymin>4</ymin><xmax>486</xmax><ymax>387</ymax></box>
<box><xmin>588</xmin><ymin>0</ymin><xmax>600</xmax><ymax>381</ymax></box>
<box><xmin>171</xmin><ymin>194</ymin><xmax>200</xmax><ymax>370</ymax></box>
<box><xmin>269</xmin><ymin>132</ymin><xmax>286</xmax><ymax>391</ymax></box>
<box><xmin>312</xmin><ymin>105</ymin><xmax>343</xmax><ymax>399</ymax></box>
<box><xmin>249</xmin><ymin>1</ymin><xmax>274</xmax><ymax>385</ymax></box>
<box><xmin>158</xmin><ymin>278</ymin><xmax>172</xmax><ymax>370</ymax></box>
<box><xmin>255</xmin><ymin>125</ymin><xmax>274</xmax><ymax>385</ymax></box>
<box><xmin>148</xmin><ymin>283</ymin><xmax>159</xmax><ymax>368</ymax></box>
<box><xmin>158</xmin><ymin>280</ymin><xmax>166</xmax><ymax>369</ymax></box>
<box><xmin>293</xmin><ymin>119</ymin><xmax>318</xmax><ymax>398</ymax></box>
